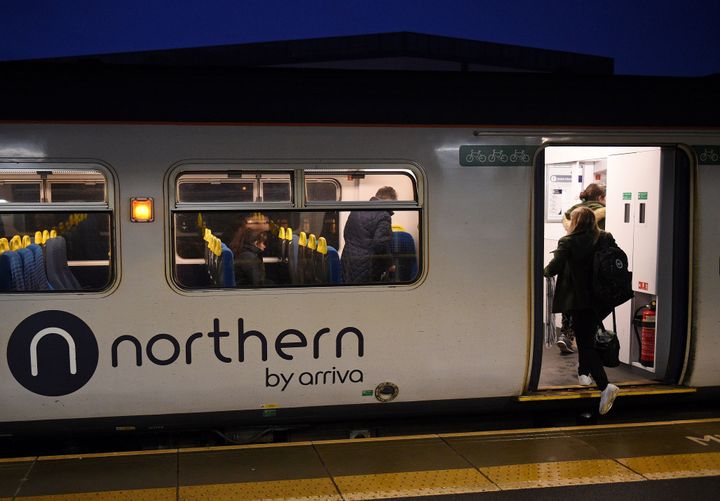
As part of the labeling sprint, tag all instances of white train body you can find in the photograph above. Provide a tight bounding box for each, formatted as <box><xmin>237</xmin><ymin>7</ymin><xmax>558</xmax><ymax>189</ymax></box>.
<box><xmin>1</xmin><ymin>121</ymin><xmax>719</xmax><ymax>430</ymax></box>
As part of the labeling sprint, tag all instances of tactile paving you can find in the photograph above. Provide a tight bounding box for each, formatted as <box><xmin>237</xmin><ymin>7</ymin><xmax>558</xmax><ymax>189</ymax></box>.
<box><xmin>179</xmin><ymin>478</ymin><xmax>340</xmax><ymax>500</ymax></box>
<box><xmin>619</xmin><ymin>452</ymin><xmax>720</xmax><ymax>479</ymax></box>
<box><xmin>481</xmin><ymin>458</ymin><xmax>644</xmax><ymax>489</ymax></box>
<box><xmin>334</xmin><ymin>468</ymin><xmax>498</xmax><ymax>500</ymax></box>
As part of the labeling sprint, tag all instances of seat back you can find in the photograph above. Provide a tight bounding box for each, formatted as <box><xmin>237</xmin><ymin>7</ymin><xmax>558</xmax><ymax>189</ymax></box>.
<box><xmin>17</xmin><ymin>247</ymin><xmax>35</xmax><ymax>289</ymax></box>
<box><xmin>391</xmin><ymin>231</ymin><xmax>418</xmax><ymax>282</ymax></box>
<box><xmin>45</xmin><ymin>236</ymin><xmax>82</xmax><ymax>290</ymax></box>
<box><xmin>219</xmin><ymin>243</ymin><xmax>236</xmax><ymax>287</ymax></box>
<box><xmin>0</xmin><ymin>253</ymin><xmax>14</xmax><ymax>291</ymax></box>
<box><xmin>2</xmin><ymin>251</ymin><xmax>26</xmax><ymax>290</ymax></box>
<box><xmin>326</xmin><ymin>246</ymin><xmax>342</xmax><ymax>284</ymax></box>
<box><xmin>28</xmin><ymin>243</ymin><xmax>49</xmax><ymax>290</ymax></box>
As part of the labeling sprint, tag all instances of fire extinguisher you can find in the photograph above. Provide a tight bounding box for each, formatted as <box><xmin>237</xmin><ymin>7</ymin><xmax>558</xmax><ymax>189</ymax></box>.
<box><xmin>633</xmin><ymin>301</ymin><xmax>656</xmax><ymax>367</ymax></box>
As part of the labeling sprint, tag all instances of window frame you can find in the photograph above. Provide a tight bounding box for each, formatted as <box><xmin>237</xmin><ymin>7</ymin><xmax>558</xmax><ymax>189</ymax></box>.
<box><xmin>0</xmin><ymin>160</ymin><xmax>117</xmax><ymax>295</ymax></box>
<box><xmin>168</xmin><ymin>161</ymin><xmax>424</xmax><ymax>292</ymax></box>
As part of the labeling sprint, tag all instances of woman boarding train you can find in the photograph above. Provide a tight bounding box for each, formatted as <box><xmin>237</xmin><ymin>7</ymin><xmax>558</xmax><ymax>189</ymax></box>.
<box><xmin>544</xmin><ymin>206</ymin><xmax>620</xmax><ymax>415</ymax></box>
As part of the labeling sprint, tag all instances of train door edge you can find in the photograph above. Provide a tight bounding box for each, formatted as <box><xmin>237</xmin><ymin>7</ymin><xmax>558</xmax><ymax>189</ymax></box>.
<box><xmin>527</xmin><ymin>148</ymin><xmax>546</xmax><ymax>392</ymax></box>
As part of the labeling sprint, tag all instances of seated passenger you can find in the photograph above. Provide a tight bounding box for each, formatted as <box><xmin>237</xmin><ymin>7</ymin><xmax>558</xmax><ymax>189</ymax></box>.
<box><xmin>235</xmin><ymin>230</ymin><xmax>268</xmax><ymax>286</ymax></box>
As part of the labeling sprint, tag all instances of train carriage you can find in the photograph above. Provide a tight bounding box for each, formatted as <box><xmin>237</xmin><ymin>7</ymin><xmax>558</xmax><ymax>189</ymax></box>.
<box><xmin>0</xmin><ymin>61</ymin><xmax>719</xmax><ymax>435</ymax></box>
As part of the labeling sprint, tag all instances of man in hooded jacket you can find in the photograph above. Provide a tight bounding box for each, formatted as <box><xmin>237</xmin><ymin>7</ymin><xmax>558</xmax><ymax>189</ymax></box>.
<box><xmin>341</xmin><ymin>187</ymin><xmax>396</xmax><ymax>283</ymax></box>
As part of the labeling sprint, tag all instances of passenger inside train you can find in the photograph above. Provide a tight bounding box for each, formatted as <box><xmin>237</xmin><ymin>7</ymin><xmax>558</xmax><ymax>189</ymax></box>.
<box><xmin>233</xmin><ymin>229</ymin><xmax>269</xmax><ymax>286</ymax></box>
<box><xmin>341</xmin><ymin>186</ymin><xmax>397</xmax><ymax>284</ymax></box>
<box><xmin>540</xmin><ymin>145</ymin><xmax>682</xmax><ymax>391</ymax></box>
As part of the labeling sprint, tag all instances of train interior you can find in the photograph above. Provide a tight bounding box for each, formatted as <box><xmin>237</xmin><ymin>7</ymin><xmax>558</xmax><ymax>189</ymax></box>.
<box><xmin>172</xmin><ymin>169</ymin><xmax>421</xmax><ymax>288</ymax></box>
<box><xmin>538</xmin><ymin>145</ymin><xmax>689</xmax><ymax>390</ymax></box>
<box><xmin>0</xmin><ymin>168</ymin><xmax>112</xmax><ymax>292</ymax></box>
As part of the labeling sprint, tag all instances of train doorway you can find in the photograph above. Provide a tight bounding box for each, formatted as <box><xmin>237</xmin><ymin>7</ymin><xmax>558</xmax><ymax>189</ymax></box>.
<box><xmin>530</xmin><ymin>145</ymin><xmax>691</xmax><ymax>392</ymax></box>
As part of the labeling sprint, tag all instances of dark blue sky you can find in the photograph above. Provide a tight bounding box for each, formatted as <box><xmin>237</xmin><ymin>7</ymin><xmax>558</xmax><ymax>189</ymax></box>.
<box><xmin>2</xmin><ymin>0</ymin><xmax>719</xmax><ymax>76</ymax></box>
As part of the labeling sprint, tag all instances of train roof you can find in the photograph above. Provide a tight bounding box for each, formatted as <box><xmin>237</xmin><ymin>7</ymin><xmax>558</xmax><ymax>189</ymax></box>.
<box><xmin>0</xmin><ymin>32</ymin><xmax>718</xmax><ymax>127</ymax></box>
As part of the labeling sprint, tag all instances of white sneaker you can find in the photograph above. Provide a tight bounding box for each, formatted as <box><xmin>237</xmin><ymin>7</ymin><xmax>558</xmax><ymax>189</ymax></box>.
<box><xmin>599</xmin><ymin>384</ymin><xmax>620</xmax><ymax>415</ymax></box>
<box><xmin>578</xmin><ymin>374</ymin><xmax>594</xmax><ymax>386</ymax></box>
<box><xmin>556</xmin><ymin>335</ymin><xmax>574</xmax><ymax>354</ymax></box>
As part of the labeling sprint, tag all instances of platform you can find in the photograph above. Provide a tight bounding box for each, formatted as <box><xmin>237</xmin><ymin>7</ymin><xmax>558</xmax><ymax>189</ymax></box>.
<box><xmin>2</xmin><ymin>418</ymin><xmax>720</xmax><ymax>500</ymax></box>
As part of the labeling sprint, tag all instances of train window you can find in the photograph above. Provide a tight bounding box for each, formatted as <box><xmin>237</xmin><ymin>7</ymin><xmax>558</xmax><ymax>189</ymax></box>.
<box><xmin>0</xmin><ymin>165</ymin><xmax>113</xmax><ymax>293</ymax></box>
<box><xmin>306</xmin><ymin>179</ymin><xmax>341</xmax><ymax>201</ymax></box>
<box><xmin>48</xmin><ymin>182</ymin><xmax>106</xmax><ymax>203</ymax></box>
<box><xmin>0</xmin><ymin>182</ymin><xmax>41</xmax><ymax>203</ymax></box>
<box><xmin>171</xmin><ymin>167</ymin><xmax>421</xmax><ymax>289</ymax></box>
<box><xmin>260</xmin><ymin>180</ymin><xmax>291</xmax><ymax>202</ymax></box>
<box><xmin>305</xmin><ymin>170</ymin><xmax>417</xmax><ymax>203</ymax></box>
<box><xmin>177</xmin><ymin>172</ymin><xmax>292</xmax><ymax>203</ymax></box>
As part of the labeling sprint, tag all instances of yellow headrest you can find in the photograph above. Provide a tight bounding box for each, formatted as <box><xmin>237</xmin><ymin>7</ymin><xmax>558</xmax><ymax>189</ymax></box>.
<box><xmin>211</xmin><ymin>236</ymin><xmax>222</xmax><ymax>257</ymax></box>
<box><xmin>307</xmin><ymin>234</ymin><xmax>317</xmax><ymax>251</ymax></box>
<box><xmin>21</xmin><ymin>235</ymin><xmax>31</xmax><ymax>248</ymax></box>
<box><xmin>58</xmin><ymin>221</ymin><xmax>66</xmax><ymax>232</ymax></box>
<box><xmin>10</xmin><ymin>235</ymin><xmax>22</xmax><ymax>251</ymax></box>
<box><xmin>42</xmin><ymin>230</ymin><xmax>50</xmax><ymax>243</ymax></box>
<box><xmin>317</xmin><ymin>237</ymin><xmax>328</xmax><ymax>255</ymax></box>
<box><xmin>50</xmin><ymin>229</ymin><xmax>57</xmax><ymax>238</ymax></box>
<box><xmin>285</xmin><ymin>227</ymin><xmax>293</xmax><ymax>241</ymax></box>
<box><xmin>392</xmin><ymin>224</ymin><xmax>407</xmax><ymax>232</ymax></box>
<box><xmin>0</xmin><ymin>238</ymin><xmax>8</xmax><ymax>254</ymax></box>
<box><xmin>298</xmin><ymin>231</ymin><xmax>307</xmax><ymax>247</ymax></box>
<box><xmin>203</xmin><ymin>228</ymin><xmax>212</xmax><ymax>242</ymax></box>
<box><xmin>35</xmin><ymin>231</ymin><xmax>42</xmax><ymax>244</ymax></box>
<box><xmin>279</xmin><ymin>227</ymin><xmax>286</xmax><ymax>240</ymax></box>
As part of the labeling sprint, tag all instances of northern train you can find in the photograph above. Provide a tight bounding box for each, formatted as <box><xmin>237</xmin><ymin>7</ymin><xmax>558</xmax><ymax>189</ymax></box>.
<box><xmin>0</xmin><ymin>59</ymin><xmax>719</xmax><ymax>437</ymax></box>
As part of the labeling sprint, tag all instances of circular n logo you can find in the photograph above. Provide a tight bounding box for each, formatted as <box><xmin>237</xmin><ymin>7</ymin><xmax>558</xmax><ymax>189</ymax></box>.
<box><xmin>7</xmin><ymin>311</ymin><xmax>98</xmax><ymax>396</ymax></box>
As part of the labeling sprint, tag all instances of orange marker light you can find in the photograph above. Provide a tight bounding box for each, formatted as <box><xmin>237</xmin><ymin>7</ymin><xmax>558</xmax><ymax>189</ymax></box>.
<box><xmin>131</xmin><ymin>198</ymin><xmax>154</xmax><ymax>222</ymax></box>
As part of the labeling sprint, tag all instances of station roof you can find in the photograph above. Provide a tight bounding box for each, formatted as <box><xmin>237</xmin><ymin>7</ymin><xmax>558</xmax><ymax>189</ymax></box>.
<box><xmin>27</xmin><ymin>32</ymin><xmax>615</xmax><ymax>75</ymax></box>
<box><xmin>1</xmin><ymin>33</ymin><xmax>718</xmax><ymax>127</ymax></box>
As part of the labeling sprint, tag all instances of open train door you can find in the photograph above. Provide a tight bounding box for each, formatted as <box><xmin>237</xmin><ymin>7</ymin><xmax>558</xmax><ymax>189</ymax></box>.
<box><xmin>526</xmin><ymin>145</ymin><xmax>693</xmax><ymax>400</ymax></box>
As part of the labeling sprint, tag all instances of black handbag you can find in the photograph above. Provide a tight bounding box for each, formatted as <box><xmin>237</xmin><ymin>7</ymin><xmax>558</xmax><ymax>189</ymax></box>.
<box><xmin>595</xmin><ymin>309</ymin><xmax>621</xmax><ymax>367</ymax></box>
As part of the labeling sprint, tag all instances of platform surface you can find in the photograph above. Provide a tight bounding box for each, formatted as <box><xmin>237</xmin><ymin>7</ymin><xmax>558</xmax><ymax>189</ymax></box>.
<box><xmin>2</xmin><ymin>418</ymin><xmax>720</xmax><ymax>500</ymax></box>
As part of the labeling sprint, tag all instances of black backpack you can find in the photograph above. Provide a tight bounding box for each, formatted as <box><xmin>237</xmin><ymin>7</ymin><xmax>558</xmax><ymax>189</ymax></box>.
<box><xmin>592</xmin><ymin>237</ymin><xmax>634</xmax><ymax>311</ymax></box>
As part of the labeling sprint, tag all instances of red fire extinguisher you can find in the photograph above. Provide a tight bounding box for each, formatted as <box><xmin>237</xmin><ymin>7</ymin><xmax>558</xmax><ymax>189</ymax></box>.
<box><xmin>634</xmin><ymin>301</ymin><xmax>656</xmax><ymax>367</ymax></box>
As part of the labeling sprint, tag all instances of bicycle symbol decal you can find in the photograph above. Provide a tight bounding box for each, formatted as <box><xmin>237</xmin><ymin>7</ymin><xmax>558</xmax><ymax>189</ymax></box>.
<box><xmin>460</xmin><ymin>146</ymin><xmax>534</xmax><ymax>166</ymax></box>
<box><xmin>699</xmin><ymin>148</ymin><xmax>719</xmax><ymax>163</ymax></box>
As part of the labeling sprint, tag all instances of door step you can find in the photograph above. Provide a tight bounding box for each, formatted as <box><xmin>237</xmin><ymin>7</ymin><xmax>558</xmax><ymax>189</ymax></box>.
<box><xmin>518</xmin><ymin>384</ymin><xmax>695</xmax><ymax>402</ymax></box>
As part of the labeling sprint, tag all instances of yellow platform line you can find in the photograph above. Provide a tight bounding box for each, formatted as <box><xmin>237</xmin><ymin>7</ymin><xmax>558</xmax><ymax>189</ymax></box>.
<box><xmin>619</xmin><ymin>452</ymin><xmax>720</xmax><ymax>480</ymax></box>
<box><xmin>0</xmin><ymin>455</ymin><xmax>36</xmax><ymax>463</ymax></box>
<box><xmin>39</xmin><ymin>448</ymin><xmax>178</xmax><ymax>461</ymax></box>
<box><xmin>439</xmin><ymin>416</ymin><xmax>720</xmax><ymax>438</ymax></box>
<box><xmin>333</xmin><ymin>468</ymin><xmax>498</xmax><ymax>500</ymax></box>
<box><xmin>13</xmin><ymin>487</ymin><xmax>176</xmax><ymax>500</ymax></box>
<box><xmin>518</xmin><ymin>386</ymin><xmax>696</xmax><ymax>402</ymax></box>
<box><xmin>179</xmin><ymin>478</ymin><xmax>340</xmax><ymax>500</ymax></box>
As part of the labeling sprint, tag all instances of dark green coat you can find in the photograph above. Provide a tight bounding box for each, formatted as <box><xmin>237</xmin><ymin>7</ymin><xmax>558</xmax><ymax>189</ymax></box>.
<box><xmin>543</xmin><ymin>230</ymin><xmax>616</xmax><ymax>314</ymax></box>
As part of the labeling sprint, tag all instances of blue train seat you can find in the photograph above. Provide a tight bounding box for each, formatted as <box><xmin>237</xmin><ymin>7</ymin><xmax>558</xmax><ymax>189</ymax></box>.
<box><xmin>0</xmin><ymin>253</ymin><xmax>14</xmax><ymax>291</ymax></box>
<box><xmin>327</xmin><ymin>246</ymin><xmax>342</xmax><ymax>284</ymax></box>
<box><xmin>46</xmin><ymin>236</ymin><xmax>82</xmax><ymax>290</ymax></box>
<box><xmin>3</xmin><ymin>251</ymin><xmax>26</xmax><ymax>290</ymax></box>
<box><xmin>28</xmin><ymin>243</ymin><xmax>49</xmax><ymax>290</ymax></box>
<box><xmin>17</xmin><ymin>247</ymin><xmax>36</xmax><ymax>289</ymax></box>
<box><xmin>219</xmin><ymin>243</ymin><xmax>236</xmax><ymax>287</ymax></box>
<box><xmin>391</xmin><ymin>231</ymin><xmax>418</xmax><ymax>282</ymax></box>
